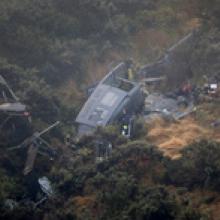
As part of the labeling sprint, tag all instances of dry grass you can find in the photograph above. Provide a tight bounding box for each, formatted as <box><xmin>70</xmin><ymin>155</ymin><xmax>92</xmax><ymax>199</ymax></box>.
<box><xmin>85</xmin><ymin>50</ymin><xmax>127</xmax><ymax>85</ymax></box>
<box><xmin>57</xmin><ymin>79</ymin><xmax>83</xmax><ymax>105</ymax></box>
<box><xmin>146</xmin><ymin>115</ymin><xmax>220</xmax><ymax>159</ymax></box>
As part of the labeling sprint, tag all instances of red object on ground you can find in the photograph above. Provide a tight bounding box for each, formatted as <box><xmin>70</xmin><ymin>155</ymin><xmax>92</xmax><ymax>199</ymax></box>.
<box><xmin>181</xmin><ymin>82</ymin><xmax>192</xmax><ymax>95</ymax></box>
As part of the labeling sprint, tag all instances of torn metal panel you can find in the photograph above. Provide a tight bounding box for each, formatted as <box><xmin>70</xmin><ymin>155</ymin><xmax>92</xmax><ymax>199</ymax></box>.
<box><xmin>0</xmin><ymin>75</ymin><xmax>7</xmax><ymax>85</ymax></box>
<box><xmin>144</xmin><ymin>93</ymin><xmax>195</xmax><ymax>121</ymax></box>
<box><xmin>0</xmin><ymin>103</ymin><xmax>26</xmax><ymax>113</ymax></box>
<box><xmin>9</xmin><ymin>121</ymin><xmax>60</xmax><ymax>175</ymax></box>
<box><xmin>141</xmin><ymin>77</ymin><xmax>166</xmax><ymax>83</ymax></box>
<box><xmin>38</xmin><ymin>176</ymin><xmax>54</xmax><ymax>197</ymax></box>
<box><xmin>144</xmin><ymin>94</ymin><xmax>179</xmax><ymax>114</ymax></box>
<box><xmin>23</xmin><ymin>144</ymin><xmax>39</xmax><ymax>175</ymax></box>
<box><xmin>173</xmin><ymin>103</ymin><xmax>195</xmax><ymax>120</ymax></box>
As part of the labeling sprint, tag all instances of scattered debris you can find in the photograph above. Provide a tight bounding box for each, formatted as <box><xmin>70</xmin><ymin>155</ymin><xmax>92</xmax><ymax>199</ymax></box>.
<box><xmin>211</xmin><ymin>120</ymin><xmax>220</xmax><ymax>127</ymax></box>
<box><xmin>38</xmin><ymin>176</ymin><xmax>54</xmax><ymax>197</ymax></box>
<box><xmin>0</xmin><ymin>75</ymin><xmax>31</xmax><ymax>146</ymax></box>
<box><xmin>0</xmin><ymin>75</ymin><xmax>19</xmax><ymax>102</ymax></box>
<box><xmin>208</xmin><ymin>84</ymin><xmax>218</xmax><ymax>94</ymax></box>
<box><xmin>144</xmin><ymin>93</ymin><xmax>179</xmax><ymax>114</ymax></box>
<box><xmin>0</xmin><ymin>102</ymin><xmax>26</xmax><ymax>113</ymax></box>
<box><xmin>0</xmin><ymin>75</ymin><xmax>29</xmax><ymax>116</ymax></box>
<box><xmin>95</xmin><ymin>139</ymin><xmax>112</xmax><ymax>162</ymax></box>
<box><xmin>144</xmin><ymin>93</ymin><xmax>195</xmax><ymax>121</ymax></box>
<box><xmin>173</xmin><ymin>104</ymin><xmax>196</xmax><ymax>120</ymax></box>
<box><xmin>9</xmin><ymin>121</ymin><xmax>60</xmax><ymax>175</ymax></box>
<box><xmin>141</xmin><ymin>76</ymin><xmax>166</xmax><ymax>84</ymax></box>
<box><xmin>32</xmin><ymin>177</ymin><xmax>55</xmax><ymax>208</ymax></box>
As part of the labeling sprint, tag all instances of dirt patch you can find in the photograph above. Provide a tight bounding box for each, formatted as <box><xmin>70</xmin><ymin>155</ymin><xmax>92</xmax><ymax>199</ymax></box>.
<box><xmin>146</xmin><ymin>116</ymin><xmax>220</xmax><ymax>159</ymax></box>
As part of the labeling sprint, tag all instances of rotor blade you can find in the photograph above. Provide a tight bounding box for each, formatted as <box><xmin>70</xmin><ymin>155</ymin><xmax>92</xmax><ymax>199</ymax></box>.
<box><xmin>0</xmin><ymin>75</ymin><xmax>19</xmax><ymax>101</ymax></box>
<box><xmin>8</xmin><ymin>136</ymin><xmax>33</xmax><ymax>151</ymax></box>
<box><xmin>0</xmin><ymin>75</ymin><xmax>7</xmax><ymax>85</ymax></box>
<box><xmin>116</xmin><ymin>77</ymin><xmax>136</xmax><ymax>85</ymax></box>
<box><xmin>38</xmin><ymin>144</ymin><xmax>57</xmax><ymax>158</ymax></box>
<box><xmin>141</xmin><ymin>76</ymin><xmax>166</xmax><ymax>83</ymax></box>
<box><xmin>34</xmin><ymin>137</ymin><xmax>56</xmax><ymax>157</ymax></box>
<box><xmin>12</xmin><ymin>121</ymin><xmax>60</xmax><ymax>151</ymax></box>
<box><xmin>23</xmin><ymin>144</ymin><xmax>39</xmax><ymax>175</ymax></box>
<box><xmin>36</xmin><ymin>136</ymin><xmax>52</xmax><ymax>148</ymax></box>
<box><xmin>34</xmin><ymin>196</ymin><xmax>47</xmax><ymax>209</ymax></box>
<box><xmin>38</xmin><ymin>121</ymin><xmax>60</xmax><ymax>136</ymax></box>
<box><xmin>37</xmin><ymin>150</ymin><xmax>50</xmax><ymax>157</ymax></box>
<box><xmin>167</xmin><ymin>32</ymin><xmax>193</xmax><ymax>53</ymax></box>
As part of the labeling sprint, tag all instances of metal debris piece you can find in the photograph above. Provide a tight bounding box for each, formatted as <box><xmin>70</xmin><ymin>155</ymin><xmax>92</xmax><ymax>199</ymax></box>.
<box><xmin>144</xmin><ymin>94</ymin><xmax>179</xmax><ymax>114</ymax></box>
<box><xmin>0</xmin><ymin>103</ymin><xmax>26</xmax><ymax>113</ymax></box>
<box><xmin>23</xmin><ymin>144</ymin><xmax>39</xmax><ymax>175</ymax></box>
<box><xmin>144</xmin><ymin>93</ymin><xmax>195</xmax><ymax>121</ymax></box>
<box><xmin>38</xmin><ymin>176</ymin><xmax>54</xmax><ymax>197</ymax></box>
<box><xmin>141</xmin><ymin>76</ymin><xmax>166</xmax><ymax>83</ymax></box>
<box><xmin>211</xmin><ymin>120</ymin><xmax>220</xmax><ymax>127</ymax></box>
<box><xmin>9</xmin><ymin>121</ymin><xmax>60</xmax><ymax>175</ymax></box>
<box><xmin>0</xmin><ymin>75</ymin><xmax>19</xmax><ymax>101</ymax></box>
<box><xmin>95</xmin><ymin>139</ymin><xmax>112</xmax><ymax>162</ymax></box>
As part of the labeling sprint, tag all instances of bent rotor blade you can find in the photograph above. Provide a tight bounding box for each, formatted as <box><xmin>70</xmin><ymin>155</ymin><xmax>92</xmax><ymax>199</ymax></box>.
<box><xmin>23</xmin><ymin>144</ymin><xmax>39</xmax><ymax>175</ymax></box>
<box><xmin>0</xmin><ymin>75</ymin><xmax>8</xmax><ymax>86</ymax></box>
<box><xmin>0</xmin><ymin>75</ymin><xmax>19</xmax><ymax>101</ymax></box>
<box><xmin>34</xmin><ymin>137</ymin><xmax>56</xmax><ymax>157</ymax></box>
<box><xmin>37</xmin><ymin>136</ymin><xmax>51</xmax><ymax>148</ymax></box>
<box><xmin>38</xmin><ymin>121</ymin><xmax>60</xmax><ymax>136</ymax></box>
<box><xmin>8</xmin><ymin>136</ymin><xmax>32</xmax><ymax>151</ymax></box>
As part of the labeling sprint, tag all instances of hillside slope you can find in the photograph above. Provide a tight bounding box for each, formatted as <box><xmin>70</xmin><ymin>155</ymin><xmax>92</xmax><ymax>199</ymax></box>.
<box><xmin>0</xmin><ymin>0</ymin><xmax>219</xmax><ymax>220</ymax></box>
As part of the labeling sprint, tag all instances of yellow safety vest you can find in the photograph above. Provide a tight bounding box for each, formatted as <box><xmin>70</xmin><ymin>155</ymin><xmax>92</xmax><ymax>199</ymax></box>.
<box><xmin>128</xmin><ymin>68</ymin><xmax>133</xmax><ymax>80</ymax></box>
<box><xmin>123</xmin><ymin>125</ymin><xmax>128</xmax><ymax>129</ymax></box>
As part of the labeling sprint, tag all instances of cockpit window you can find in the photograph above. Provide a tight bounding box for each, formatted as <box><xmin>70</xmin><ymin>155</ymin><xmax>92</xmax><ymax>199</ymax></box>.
<box><xmin>88</xmin><ymin>107</ymin><xmax>108</xmax><ymax>124</ymax></box>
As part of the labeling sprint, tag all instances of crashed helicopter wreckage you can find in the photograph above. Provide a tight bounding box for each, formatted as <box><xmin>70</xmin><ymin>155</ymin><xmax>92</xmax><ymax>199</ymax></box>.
<box><xmin>75</xmin><ymin>62</ymin><xmax>145</xmax><ymax>136</ymax></box>
<box><xmin>0</xmin><ymin>75</ymin><xmax>29</xmax><ymax>116</ymax></box>
<box><xmin>9</xmin><ymin>121</ymin><xmax>60</xmax><ymax>175</ymax></box>
<box><xmin>0</xmin><ymin>75</ymin><xmax>31</xmax><ymax>146</ymax></box>
<box><xmin>76</xmin><ymin>66</ymin><xmax>195</xmax><ymax>138</ymax></box>
<box><xmin>75</xmin><ymin>32</ymin><xmax>197</xmax><ymax>137</ymax></box>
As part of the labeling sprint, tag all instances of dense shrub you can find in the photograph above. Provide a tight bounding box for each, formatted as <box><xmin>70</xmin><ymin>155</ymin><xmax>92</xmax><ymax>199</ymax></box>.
<box><xmin>166</xmin><ymin>140</ymin><xmax>220</xmax><ymax>190</ymax></box>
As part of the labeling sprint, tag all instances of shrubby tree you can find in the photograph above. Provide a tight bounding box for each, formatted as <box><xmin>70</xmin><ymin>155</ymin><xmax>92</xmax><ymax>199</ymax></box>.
<box><xmin>166</xmin><ymin>140</ymin><xmax>220</xmax><ymax>190</ymax></box>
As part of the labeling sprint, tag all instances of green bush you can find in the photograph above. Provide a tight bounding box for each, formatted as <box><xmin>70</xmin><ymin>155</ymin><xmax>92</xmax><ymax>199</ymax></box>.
<box><xmin>166</xmin><ymin>140</ymin><xmax>220</xmax><ymax>190</ymax></box>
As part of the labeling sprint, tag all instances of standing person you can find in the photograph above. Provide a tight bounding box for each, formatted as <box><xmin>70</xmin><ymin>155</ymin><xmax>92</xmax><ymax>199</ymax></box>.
<box><xmin>120</xmin><ymin>108</ymin><xmax>132</xmax><ymax>137</ymax></box>
<box><xmin>125</xmin><ymin>59</ymin><xmax>134</xmax><ymax>81</ymax></box>
<box><xmin>180</xmin><ymin>81</ymin><xmax>192</xmax><ymax>97</ymax></box>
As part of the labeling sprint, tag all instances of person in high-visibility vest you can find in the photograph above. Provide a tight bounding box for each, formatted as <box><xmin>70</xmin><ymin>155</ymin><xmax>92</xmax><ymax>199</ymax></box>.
<box><xmin>125</xmin><ymin>59</ymin><xmax>134</xmax><ymax>81</ymax></box>
<box><xmin>121</xmin><ymin>124</ymin><xmax>128</xmax><ymax>136</ymax></box>
<box><xmin>127</xmin><ymin>68</ymin><xmax>133</xmax><ymax>81</ymax></box>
